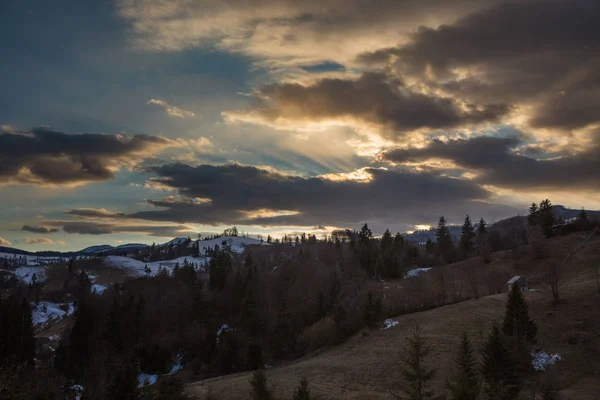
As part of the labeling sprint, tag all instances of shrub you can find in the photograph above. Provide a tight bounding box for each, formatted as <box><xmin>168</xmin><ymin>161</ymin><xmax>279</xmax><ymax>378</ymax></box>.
<box><xmin>297</xmin><ymin>317</ymin><xmax>337</xmax><ymax>353</ymax></box>
<box><xmin>249</xmin><ymin>370</ymin><xmax>273</xmax><ymax>400</ymax></box>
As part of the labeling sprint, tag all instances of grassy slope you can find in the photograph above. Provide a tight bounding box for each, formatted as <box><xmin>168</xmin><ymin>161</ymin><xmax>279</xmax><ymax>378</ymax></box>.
<box><xmin>186</xmin><ymin>232</ymin><xmax>600</xmax><ymax>399</ymax></box>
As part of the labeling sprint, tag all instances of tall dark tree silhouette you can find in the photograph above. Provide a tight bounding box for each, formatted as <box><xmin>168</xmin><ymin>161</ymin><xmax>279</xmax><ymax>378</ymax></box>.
<box><xmin>436</xmin><ymin>216</ymin><xmax>455</xmax><ymax>263</ymax></box>
<box><xmin>460</xmin><ymin>215</ymin><xmax>476</xmax><ymax>259</ymax></box>
<box><xmin>502</xmin><ymin>284</ymin><xmax>537</xmax><ymax>351</ymax></box>
<box><xmin>480</xmin><ymin>324</ymin><xmax>520</xmax><ymax>400</ymax></box>
<box><xmin>400</xmin><ymin>325</ymin><xmax>437</xmax><ymax>400</ymax></box>
<box><xmin>447</xmin><ymin>332</ymin><xmax>479</xmax><ymax>400</ymax></box>
<box><xmin>538</xmin><ymin>199</ymin><xmax>555</xmax><ymax>238</ymax></box>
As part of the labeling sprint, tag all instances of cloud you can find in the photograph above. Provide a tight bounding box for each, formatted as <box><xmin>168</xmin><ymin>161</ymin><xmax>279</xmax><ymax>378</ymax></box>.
<box><xmin>21</xmin><ymin>225</ymin><xmax>60</xmax><ymax>234</ymax></box>
<box><xmin>359</xmin><ymin>0</ymin><xmax>600</xmax><ymax>132</ymax></box>
<box><xmin>146</xmin><ymin>98</ymin><xmax>196</xmax><ymax>118</ymax></box>
<box><xmin>381</xmin><ymin>134</ymin><xmax>600</xmax><ymax>190</ymax></box>
<box><xmin>0</xmin><ymin>237</ymin><xmax>11</xmax><ymax>246</ymax></box>
<box><xmin>45</xmin><ymin>220</ymin><xmax>195</xmax><ymax>237</ymax></box>
<box><xmin>23</xmin><ymin>237</ymin><xmax>59</xmax><ymax>245</ymax></box>
<box><xmin>79</xmin><ymin>162</ymin><xmax>520</xmax><ymax>231</ymax></box>
<box><xmin>116</xmin><ymin>0</ymin><xmax>498</xmax><ymax>68</ymax></box>
<box><xmin>225</xmin><ymin>72</ymin><xmax>509</xmax><ymax>138</ymax></box>
<box><xmin>0</xmin><ymin>127</ymin><xmax>174</xmax><ymax>185</ymax></box>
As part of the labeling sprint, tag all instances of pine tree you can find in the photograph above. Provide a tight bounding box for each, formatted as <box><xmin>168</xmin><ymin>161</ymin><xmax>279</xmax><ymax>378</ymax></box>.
<box><xmin>249</xmin><ymin>370</ymin><xmax>273</xmax><ymax>400</ymax></box>
<box><xmin>460</xmin><ymin>215</ymin><xmax>476</xmax><ymax>259</ymax></box>
<box><xmin>538</xmin><ymin>199</ymin><xmax>555</xmax><ymax>238</ymax></box>
<box><xmin>502</xmin><ymin>284</ymin><xmax>537</xmax><ymax>351</ymax></box>
<box><xmin>293</xmin><ymin>377</ymin><xmax>313</xmax><ymax>400</ymax></box>
<box><xmin>380</xmin><ymin>229</ymin><xmax>399</xmax><ymax>278</ymax></box>
<box><xmin>480</xmin><ymin>324</ymin><xmax>520</xmax><ymax>400</ymax></box>
<box><xmin>447</xmin><ymin>332</ymin><xmax>479</xmax><ymax>400</ymax></box>
<box><xmin>527</xmin><ymin>203</ymin><xmax>539</xmax><ymax>226</ymax></box>
<box><xmin>400</xmin><ymin>325</ymin><xmax>437</xmax><ymax>400</ymax></box>
<box><xmin>436</xmin><ymin>216</ymin><xmax>455</xmax><ymax>263</ymax></box>
<box><xmin>357</xmin><ymin>223</ymin><xmax>376</xmax><ymax>276</ymax></box>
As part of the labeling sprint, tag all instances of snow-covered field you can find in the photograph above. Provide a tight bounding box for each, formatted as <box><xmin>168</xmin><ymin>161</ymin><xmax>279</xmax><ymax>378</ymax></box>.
<box><xmin>196</xmin><ymin>236</ymin><xmax>268</xmax><ymax>254</ymax></box>
<box><xmin>103</xmin><ymin>255</ymin><xmax>207</xmax><ymax>277</ymax></box>
<box><xmin>0</xmin><ymin>252</ymin><xmax>65</xmax><ymax>266</ymax></box>
<box><xmin>15</xmin><ymin>266</ymin><xmax>47</xmax><ymax>283</ymax></box>
<box><xmin>32</xmin><ymin>301</ymin><xmax>74</xmax><ymax>329</ymax></box>
<box><xmin>104</xmin><ymin>236</ymin><xmax>266</xmax><ymax>277</ymax></box>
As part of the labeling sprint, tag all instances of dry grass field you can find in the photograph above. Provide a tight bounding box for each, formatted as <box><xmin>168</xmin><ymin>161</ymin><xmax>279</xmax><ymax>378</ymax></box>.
<box><xmin>186</xmin><ymin>232</ymin><xmax>600</xmax><ymax>399</ymax></box>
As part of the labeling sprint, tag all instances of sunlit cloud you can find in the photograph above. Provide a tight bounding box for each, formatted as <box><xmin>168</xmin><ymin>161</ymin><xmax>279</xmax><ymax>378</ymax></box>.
<box><xmin>146</xmin><ymin>98</ymin><xmax>196</xmax><ymax>118</ymax></box>
<box><xmin>23</xmin><ymin>237</ymin><xmax>63</xmax><ymax>245</ymax></box>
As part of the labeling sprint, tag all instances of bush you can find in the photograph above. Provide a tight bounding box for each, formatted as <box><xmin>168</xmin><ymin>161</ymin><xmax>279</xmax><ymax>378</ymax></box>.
<box><xmin>528</xmin><ymin>226</ymin><xmax>547</xmax><ymax>260</ymax></box>
<box><xmin>249</xmin><ymin>370</ymin><xmax>273</xmax><ymax>400</ymax></box>
<box><xmin>297</xmin><ymin>317</ymin><xmax>337</xmax><ymax>353</ymax></box>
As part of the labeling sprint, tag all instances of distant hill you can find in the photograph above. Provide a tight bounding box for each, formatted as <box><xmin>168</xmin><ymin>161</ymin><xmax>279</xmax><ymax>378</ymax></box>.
<box><xmin>402</xmin><ymin>205</ymin><xmax>600</xmax><ymax>244</ymax></box>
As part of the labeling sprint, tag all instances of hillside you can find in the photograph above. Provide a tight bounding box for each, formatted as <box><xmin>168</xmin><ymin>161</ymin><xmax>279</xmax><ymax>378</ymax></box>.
<box><xmin>186</xmin><ymin>232</ymin><xmax>600</xmax><ymax>399</ymax></box>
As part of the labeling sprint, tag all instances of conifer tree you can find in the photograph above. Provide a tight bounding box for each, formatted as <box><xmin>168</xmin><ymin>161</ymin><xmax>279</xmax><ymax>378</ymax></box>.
<box><xmin>480</xmin><ymin>324</ymin><xmax>520</xmax><ymax>400</ymax></box>
<box><xmin>436</xmin><ymin>216</ymin><xmax>455</xmax><ymax>262</ymax></box>
<box><xmin>400</xmin><ymin>325</ymin><xmax>437</xmax><ymax>400</ymax></box>
<box><xmin>527</xmin><ymin>202</ymin><xmax>539</xmax><ymax>226</ymax></box>
<box><xmin>447</xmin><ymin>332</ymin><xmax>479</xmax><ymax>400</ymax></box>
<box><xmin>380</xmin><ymin>229</ymin><xmax>399</xmax><ymax>278</ymax></box>
<box><xmin>502</xmin><ymin>284</ymin><xmax>537</xmax><ymax>351</ymax></box>
<box><xmin>293</xmin><ymin>377</ymin><xmax>313</xmax><ymax>400</ymax></box>
<box><xmin>538</xmin><ymin>199</ymin><xmax>555</xmax><ymax>238</ymax></box>
<box><xmin>249</xmin><ymin>370</ymin><xmax>273</xmax><ymax>400</ymax></box>
<box><xmin>357</xmin><ymin>223</ymin><xmax>376</xmax><ymax>275</ymax></box>
<box><xmin>460</xmin><ymin>215</ymin><xmax>476</xmax><ymax>259</ymax></box>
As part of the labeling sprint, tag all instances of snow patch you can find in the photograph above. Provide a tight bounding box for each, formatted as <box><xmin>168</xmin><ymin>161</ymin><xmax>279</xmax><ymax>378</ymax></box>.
<box><xmin>216</xmin><ymin>323</ymin><xmax>233</xmax><ymax>343</ymax></box>
<box><xmin>32</xmin><ymin>301</ymin><xmax>74</xmax><ymax>329</ymax></box>
<box><xmin>531</xmin><ymin>351</ymin><xmax>562</xmax><ymax>371</ymax></box>
<box><xmin>381</xmin><ymin>319</ymin><xmax>399</xmax><ymax>330</ymax></box>
<box><xmin>91</xmin><ymin>284</ymin><xmax>108</xmax><ymax>295</ymax></box>
<box><xmin>137</xmin><ymin>373</ymin><xmax>158</xmax><ymax>388</ymax></box>
<box><xmin>71</xmin><ymin>384</ymin><xmax>84</xmax><ymax>400</ymax></box>
<box><xmin>404</xmin><ymin>268</ymin><xmax>432</xmax><ymax>278</ymax></box>
<box><xmin>167</xmin><ymin>353</ymin><xmax>184</xmax><ymax>375</ymax></box>
<box><xmin>14</xmin><ymin>266</ymin><xmax>47</xmax><ymax>284</ymax></box>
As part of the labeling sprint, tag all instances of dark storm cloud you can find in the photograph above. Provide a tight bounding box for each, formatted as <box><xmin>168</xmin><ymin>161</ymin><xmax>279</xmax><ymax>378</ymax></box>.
<box><xmin>381</xmin><ymin>135</ymin><xmax>600</xmax><ymax>190</ymax></box>
<box><xmin>90</xmin><ymin>162</ymin><xmax>521</xmax><ymax>230</ymax></box>
<box><xmin>0</xmin><ymin>127</ymin><xmax>171</xmax><ymax>184</ymax></box>
<box><xmin>21</xmin><ymin>225</ymin><xmax>59</xmax><ymax>234</ymax></box>
<box><xmin>230</xmin><ymin>72</ymin><xmax>509</xmax><ymax>137</ymax></box>
<box><xmin>46</xmin><ymin>221</ymin><xmax>192</xmax><ymax>237</ymax></box>
<box><xmin>357</xmin><ymin>0</ymin><xmax>600</xmax><ymax>131</ymax></box>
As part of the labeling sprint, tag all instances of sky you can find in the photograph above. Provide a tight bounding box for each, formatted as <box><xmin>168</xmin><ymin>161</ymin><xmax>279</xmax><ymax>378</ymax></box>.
<box><xmin>1</xmin><ymin>0</ymin><xmax>599</xmax><ymax>251</ymax></box>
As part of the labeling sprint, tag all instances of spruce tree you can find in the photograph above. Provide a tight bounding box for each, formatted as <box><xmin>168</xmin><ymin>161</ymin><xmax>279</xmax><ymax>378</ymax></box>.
<box><xmin>447</xmin><ymin>332</ymin><xmax>479</xmax><ymax>400</ymax></box>
<box><xmin>380</xmin><ymin>229</ymin><xmax>399</xmax><ymax>278</ymax></box>
<box><xmin>480</xmin><ymin>324</ymin><xmax>519</xmax><ymax>400</ymax></box>
<box><xmin>527</xmin><ymin>203</ymin><xmax>538</xmax><ymax>226</ymax></box>
<box><xmin>502</xmin><ymin>284</ymin><xmax>537</xmax><ymax>351</ymax></box>
<box><xmin>538</xmin><ymin>199</ymin><xmax>555</xmax><ymax>238</ymax></box>
<box><xmin>460</xmin><ymin>215</ymin><xmax>476</xmax><ymax>259</ymax></box>
<box><xmin>436</xmin><ymin>216</ymin><xmax>455</xmax><ymax>263</ymax></box>
<box><xmin>293</xmin><ymin>377</ymin><xmax>312</xmax><ymax>400</ymax></box>
<box><xmin>249</xmin><ymin>370</ymin><xmax>273</xmax><ymax>400</ymax></box>
<box><xmin>400</xmin><ymin>325</ymin><xmax>437</xmax><ymax>400</ymax></box>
